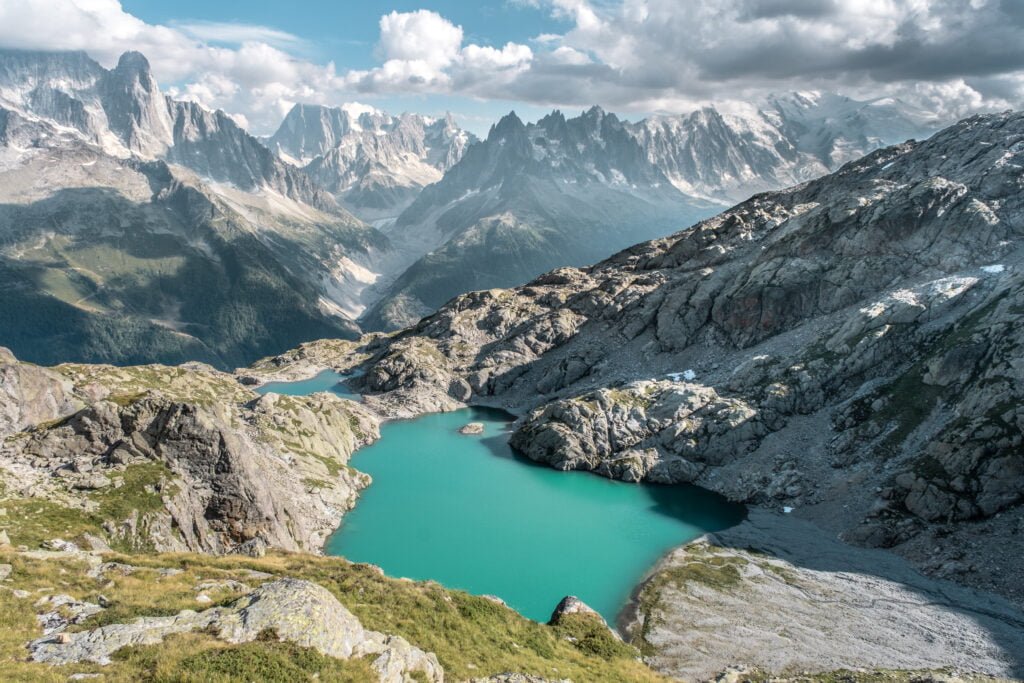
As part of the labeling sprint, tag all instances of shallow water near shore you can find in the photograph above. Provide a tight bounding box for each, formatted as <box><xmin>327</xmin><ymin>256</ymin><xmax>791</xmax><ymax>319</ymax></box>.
<box><xmin>258</xmin><ymin>380</ymin><xmax>743</xmax><ymax>624</ymax></box>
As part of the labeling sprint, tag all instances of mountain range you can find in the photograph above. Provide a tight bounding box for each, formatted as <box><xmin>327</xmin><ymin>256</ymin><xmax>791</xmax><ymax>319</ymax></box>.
<box><xmin>627</xmin><ymin>91</ymin><xmax>940</xmax><ymax>204</ymax></box>
<box><xmin>1</xmin><ymin>108</ymin><xmax>1021</xmax><ymax>681</ymax></box>
<box><xmin>268</xmin><ymin>103</ymin><xmax>475</xmax><ymax>222</ymax></box>
<box><xmin>1</xmin><ymin>40</ymin><xmax>1024</xmax><ymax>683</ymax></box>
<box><xmin>0</xmin><ymin>47</ymin><xmax>940</xmax><ymax>363</ymax></box>
<box><xmin>0</xmin><ymin>48</ymin><xmax>385</xmax><ymax>367</ymax></box>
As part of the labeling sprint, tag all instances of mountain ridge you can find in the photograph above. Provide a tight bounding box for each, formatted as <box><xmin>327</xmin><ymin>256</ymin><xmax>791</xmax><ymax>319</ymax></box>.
<box><xmin>0</xmin><ymin>48</ymin><xmax>389</xmax><ymax>368</ymax></box>
<box><xmin>360</xmin><ymin>105</ymin><xmax>711</xmax><ymax>330</ymax></box>
<box><xmin>268</xmin><ymin>102</ymin><xmax>475</xmax><ymax>221</ymax></box>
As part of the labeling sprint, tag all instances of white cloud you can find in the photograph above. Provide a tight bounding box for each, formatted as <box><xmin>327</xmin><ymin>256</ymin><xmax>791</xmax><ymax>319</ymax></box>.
<box><xmin>548</xmin><ymin>46</ymin><xmax>591</xmax><ymax>66</ymax></box>
<box><xmin>347</xmin><ymin>11</ymin><xmax>533</xmax><ymax>96</ymax></box>
<box><xmin>377</xmin><ymin>10</ymin><xmax>463</xmax><ymax>67</ymax></box>
<box><xmin>462</xmin><ymin>43</ymin><xmax>533</xmax><ymax>70</ymax></box>
<box><xmin>173</xmin><ymin>21</ymin><xmax>306</xmax><ymax>51</ymax></box>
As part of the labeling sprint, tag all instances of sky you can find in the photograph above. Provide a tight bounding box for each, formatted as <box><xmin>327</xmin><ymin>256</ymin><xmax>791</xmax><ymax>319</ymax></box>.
<box><xmin>1</xmin><ymin>0</ymin><xmax>1023</xmax><ymax>137</ymax></box>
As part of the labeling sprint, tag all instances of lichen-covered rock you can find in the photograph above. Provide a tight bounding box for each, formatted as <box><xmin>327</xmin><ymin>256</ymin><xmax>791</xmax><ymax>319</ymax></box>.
<box><xmin>626</xmin><ymin>511</ymin><xmax>1024</xmax><ymax>680</ymax></box>
<box><xmin>0</xmin><ymin>354</ymin><xmax>380</xmax><ymax>554</ymax></box>
<box><xmin>0</xmin><ymin>348</ymin><xmax>80</xmax><ymax>438</ymax></box>
<box><xmin>29</xmin><ymin>578</ymin><xmax>443</xmax><ymax>682</ymax></box>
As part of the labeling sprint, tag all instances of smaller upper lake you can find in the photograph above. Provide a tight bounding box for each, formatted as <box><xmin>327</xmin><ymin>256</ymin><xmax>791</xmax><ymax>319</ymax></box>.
<box><xmin>257</xmin><ymin>369</ymin><xmax>360</xmax><ymax>400</ymax></box>
<box><xmin>257</xmin><ymin>378</ymin><xmax>744</xmax><ymax>625</ymax></box>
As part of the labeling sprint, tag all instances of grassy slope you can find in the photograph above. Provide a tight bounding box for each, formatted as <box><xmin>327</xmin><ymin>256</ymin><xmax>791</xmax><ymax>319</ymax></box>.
<box><xmin>0</xmin><ymin>550</ymin><xmax>664</xmax><ymax>682</ymax></box>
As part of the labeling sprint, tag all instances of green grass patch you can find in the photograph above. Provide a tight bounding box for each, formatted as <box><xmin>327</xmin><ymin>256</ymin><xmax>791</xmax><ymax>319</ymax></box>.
<box><xmin>551</xmin><ymin>613</ymin><xmax>638</xmax><ymax>660</ymax></box>
<box><xmin>1</xmin><ymin>462</ymin><xmax>174</xmax><ymax>551</ymax></box>
<box><xmin>0</xmin><ymin>550</ymin><xmax>666</xmax><ymax>682</ymax></box>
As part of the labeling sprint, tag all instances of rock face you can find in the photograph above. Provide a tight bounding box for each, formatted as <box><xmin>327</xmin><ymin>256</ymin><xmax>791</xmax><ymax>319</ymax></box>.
<box><xmin>346</xmin><ymin>111</ymin><xmax>1024</xmax><ymax>607</ymax></box>
<box><xmin>626</xmin><ymin>510</ymin><xmax>1024</xmax><ymax>680</ymax></box>
<box><xmin>0</xmin><ymin>348</ymin><xmax>80</xmax><ymax>438</ymax></box>
<box><xmin>269</xmin><ymin>103</ymin><xmax>475</xmax><ymax>220</ymax></box>
<box><xmin>29</xmin><ymin>578</ymin><xmax>444</xmax><ymax>682</ymax></box>
<box><xmin>547</xmin><ymin>596</ymin><xmax>602</xmax><ymax>626</ymax></box>
<box><xmin>0</xmin><ymin>352</ymin><xmax>379</xmax><ymax>554</ymax></box>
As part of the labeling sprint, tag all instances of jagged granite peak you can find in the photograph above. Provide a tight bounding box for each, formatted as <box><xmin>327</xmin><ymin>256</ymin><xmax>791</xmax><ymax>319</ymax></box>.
<box><xmin>268</xmin><ymin>102</ymin><xmax>367</xmax><ymax>162</ymax></box>
<box><xmin>407</xmin><ymin>106</ymin><xmax>677</xmax><ymax>209</ymax></box>
<box><xmin>0</xmin><ymin>48</ymin><xmax>105</xmax><ymax>96</ymax></box>
<box><xmin>488</xmin><ymin>110</ymin><xmax>527</xmax><ymax>139</ymax></box>
<box><xmin>97</xmin><ymin>50</ymin><xmax>174</xmax><ymax>156</ymax></box>
<box><xmin>268</xmin><ymin>102</ymin><xmax>475</xmax><ymax>219</ymax></box>
<box><xmin>0</xmin><ymin>48</ymin><xmax>336</xmax><ymax>207</ymax></box>
<box><xmin>166</xmin><ymin>99</ymin><xmax>337</xmax><ymax>208</ymax></box>
<box><xmin>627</xmin><ymin>91</ymin><xmax>940</xmax><ymax>204</ymax></box>
<box><xmin>361</xmin><ymin>106</ymin><xmax>707</xmax><ymax>330</ymax></box>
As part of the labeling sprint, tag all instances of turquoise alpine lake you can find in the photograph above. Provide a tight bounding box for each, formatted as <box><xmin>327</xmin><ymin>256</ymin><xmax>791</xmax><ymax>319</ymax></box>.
<box><xmin>257</xmin><ymin>369</ymin><xmax>360</xmax><ymax>400</ymax></box>
<box><xmin>258</xmin><ymin>379</ymin><xmax>744</xmax><ymax>625</ymax></box>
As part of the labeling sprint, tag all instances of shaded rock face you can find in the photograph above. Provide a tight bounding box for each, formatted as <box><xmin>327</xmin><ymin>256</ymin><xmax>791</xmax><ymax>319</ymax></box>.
<box><xmin>350</xmin><ymin>111</ymin><xmax>1024</xmax><ymax>602</ymax></box>
<box><xmin>167</xmin><ymin>99</ymin><xmax>337</xmax><ymax>208</ymax></box>
<box><xmin>0</xmin><ymin>352</ymin><xmax>379</xmax><ymax>554</ymax></box>
<box><xmin>29</xmin><ymin>578</ymin><xmax>444</xmax><ymax>682</ymax></box>
<box><xmin>97</xmin><ymin>51</ymin><xmax>175</xmax><ymax>157</ymax></box>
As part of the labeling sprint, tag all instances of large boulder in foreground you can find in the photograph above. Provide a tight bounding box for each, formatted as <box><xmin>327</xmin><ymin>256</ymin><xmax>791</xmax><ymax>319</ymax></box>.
<box><xmin>29</xmin><ymin>578</ymin><xmax>443</xmax><ymax>683</ymax></box>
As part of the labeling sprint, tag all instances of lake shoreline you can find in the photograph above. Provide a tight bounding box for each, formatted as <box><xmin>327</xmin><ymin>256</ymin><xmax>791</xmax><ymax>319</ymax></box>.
<box><xmin>258</xmin><ymin>370</ymin><xmax>744</xmax><ymax>626</ymax></box>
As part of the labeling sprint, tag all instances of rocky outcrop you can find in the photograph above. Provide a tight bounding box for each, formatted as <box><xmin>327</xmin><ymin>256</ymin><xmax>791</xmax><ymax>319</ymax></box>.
<box><xmin>625</xmin><ymin>510</ymin><xmax>1024</xmax><ymax>680</ymax></box>
<box><xmin>29</xmin><ymin>578</ymin><xmax>443</xmax><ymax>682</ymax></box>
<box><xmin>0</xmin><ymin>347</ymin><xmax>80</xmax><ymax>438</ymax></box>
<box><xmin>0</xmin><ymin>353</ymin><xmax>378</xmax><ymax>554</ymax></box>
<box><xmin>511</xmin><ymin>380</ymin><xmax>764</xmax><ymax>483</ymax></box>
<box><xmin>547</xmin><ymin>596</ymin><xmax>602</xmax><ymax>626</ymax></box>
